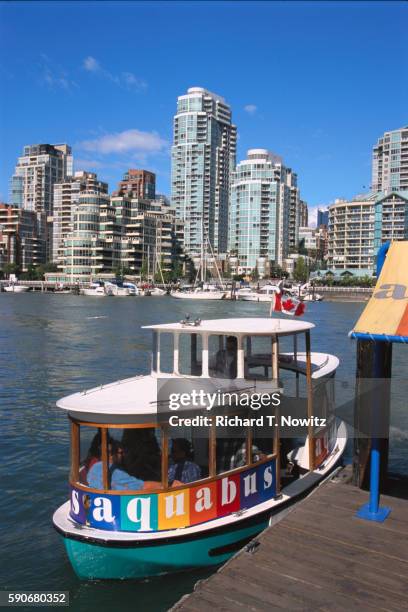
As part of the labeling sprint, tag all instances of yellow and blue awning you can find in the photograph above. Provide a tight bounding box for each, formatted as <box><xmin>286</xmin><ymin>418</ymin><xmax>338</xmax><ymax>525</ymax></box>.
<box><xmin>350</xmin><ymin>241</ymin><xmax>408</xmax><ymax>343</ymax></box>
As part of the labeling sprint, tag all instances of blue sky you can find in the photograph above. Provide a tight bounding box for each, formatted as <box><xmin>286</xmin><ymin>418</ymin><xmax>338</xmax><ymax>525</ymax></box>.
<box><xmin>0</xmin><ymin>1</ymin><xmax>407</xmax><ymax>223</ymax></box>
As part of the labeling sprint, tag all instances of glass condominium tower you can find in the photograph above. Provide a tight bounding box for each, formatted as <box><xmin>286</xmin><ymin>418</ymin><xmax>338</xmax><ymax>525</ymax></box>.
<box><xmin>229</xmin><ymin>149</ymin><xmax>291</xmax><ymax>273</ymax></box>
<box><xmin>171</xmin><ymin>87</ymin><xmax>237</xmax><ymax>257</ymax></box>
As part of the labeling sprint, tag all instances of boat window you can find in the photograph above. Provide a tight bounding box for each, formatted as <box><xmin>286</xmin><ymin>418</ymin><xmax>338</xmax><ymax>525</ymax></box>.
<box><xmin>75</xmin><ymin>425</ymin><xmax>165</xmax><ymax>491</ymax></box>
<box><xmin>178</xmin><ymin>333</ymin><xmax>202</xmax><ymax>376</ymax></box>
<box><xmin>252</xmin><ymin>412</ymin><xmax>275</xmax><ymax>461</ymax></box>
<box><xmin>216</xmin><ymin>434</ymin><xmax>247</xmax><ymax>473</ymax></box>
<box><xmin>208</xmin><ymin>335</ymin><xmax>238</xmax><ymax>379</ymax></box>
<box><xmin>244</xmin><ymin>335</ymin><xmax>274</xmax><ymax>381</ymax></box>
<box><xmin>159</xmin><ymin>332</ymin><xmax>174</xmax><ymax>374</ymax></box>
<box><xmin>78</xmin><ymin>426</ymin><xmax>104</xmax><ymax>487</ymax></box>
<box><xmin>167</xmin><ymin>430</ymin><xmax>208</xmax><ymax>485</ymax></box>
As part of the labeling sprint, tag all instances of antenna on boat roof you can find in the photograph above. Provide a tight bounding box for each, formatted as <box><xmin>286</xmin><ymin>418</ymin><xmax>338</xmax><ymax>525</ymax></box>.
<box><xmin>180</xmin><ymin>314</ymin><xmax>202</xmax><ymax>327</ymax></box>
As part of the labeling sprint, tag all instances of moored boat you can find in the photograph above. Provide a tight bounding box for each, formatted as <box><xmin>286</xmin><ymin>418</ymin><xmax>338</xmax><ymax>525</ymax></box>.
<box><xmin>171</xmin><ymin>286</ymin><xmax>227</xmax><ymax>300</ymax></box>
<box><xmin>236</xmin><ymin>284</ymin><xmax>281</xmax><ymax>302</ymax></box>
<box><xmin>53</xmin><ymin>317</ymin><xmax>346</xmax><ymax>580</ymax></box>
<box><xmin>81</xmin><ymin>282</ymin><xmax>106</xmax><ymax>297</ymax></box>
<box><xmin>4</xmin><ymin>283</ymin><xmax>30</xmax><ymax>293</ymax></box>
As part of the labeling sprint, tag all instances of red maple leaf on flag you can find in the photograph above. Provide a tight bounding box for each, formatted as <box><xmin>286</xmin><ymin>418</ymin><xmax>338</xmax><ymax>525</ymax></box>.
<box><xmin>282</xmin><ymin>298</ymin><xmax>295</xmax><ymax>311</ymax></box>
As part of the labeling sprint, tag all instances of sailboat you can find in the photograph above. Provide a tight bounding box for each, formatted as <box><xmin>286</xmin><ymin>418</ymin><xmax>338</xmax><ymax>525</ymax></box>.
<box><xmin>171</xmin><ymin>223</ymin><xmax>227</xmax><ymax>300</ymax></box>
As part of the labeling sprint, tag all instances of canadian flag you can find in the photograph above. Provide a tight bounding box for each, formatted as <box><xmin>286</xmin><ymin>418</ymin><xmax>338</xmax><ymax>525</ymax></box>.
<box><xmin>270</xmin><ymin>284</ymin><xmax>306</xmax><ymax>317</ymax></box>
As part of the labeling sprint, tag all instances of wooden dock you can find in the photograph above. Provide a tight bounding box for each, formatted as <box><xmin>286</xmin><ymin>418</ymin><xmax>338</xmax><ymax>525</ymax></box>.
<box><xmin>172</xmin><ymin>471</ymin><xmax>408</xmax><ymax>611</ymax></box>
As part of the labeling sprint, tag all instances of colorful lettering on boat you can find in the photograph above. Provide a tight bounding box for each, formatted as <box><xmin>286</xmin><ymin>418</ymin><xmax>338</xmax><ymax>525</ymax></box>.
<box><xmin>70</xmin><ymin>459</ymin><xmax>277</xmax><ymax>532</ymax></box>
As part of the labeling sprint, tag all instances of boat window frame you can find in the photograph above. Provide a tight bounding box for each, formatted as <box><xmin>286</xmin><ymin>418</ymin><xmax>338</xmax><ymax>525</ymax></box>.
<box><xmin>69</xmin><ymin>416</ymin><xmax>279</xmax><ymax>496</ymax></box>
<box><xmin>177</xmin><ymin>331</ymin><xmax>203</xmax><ymax>377</ymax></box>
<box><xmin>207</xmin><ymin>333</ymin><xmax>243</xmax><ymax>379</ymax></box>
<box><xmin>243</xmin><ymin>333</ymin><xmax>279</xmax><ymax>382</ymax></box>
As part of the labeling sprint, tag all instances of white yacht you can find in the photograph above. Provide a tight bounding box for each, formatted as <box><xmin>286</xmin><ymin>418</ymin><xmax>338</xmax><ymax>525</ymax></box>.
<box><xmin>81</xmin><ymin>282</ymin><xmax>107</xmax><ymax>297</ymax></box>
<box><xmin>237</xmin><ymin>284</ymin><xmax>281</xmax><ymax>302</ymax></box>
<box><xmin>172</xmin><ymin>284</ymin><xmax>227</xmax><ymax>300</ymax></box>
<box><xmin>4</xmin><ymin>283</ymin><xmax>30</xmax><ymax>293</ymax></box>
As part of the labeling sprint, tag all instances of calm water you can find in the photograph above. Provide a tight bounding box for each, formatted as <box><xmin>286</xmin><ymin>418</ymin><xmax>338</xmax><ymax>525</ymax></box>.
<box><xmin>1</xmin><ymin>294</ymin><xmax>407</xmax><ymax>611</ymax></box>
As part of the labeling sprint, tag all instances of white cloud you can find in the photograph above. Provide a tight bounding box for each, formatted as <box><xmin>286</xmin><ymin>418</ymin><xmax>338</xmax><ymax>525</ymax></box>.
<box><xmin>244</xmin><ymin>104</ymin><xmax>257</xmax><ymax>115</ymax></box>
<box><xmin>83</xmin><ymin>56</ymin><xmax>101</xmax><ymax>72</ymax></box>
<box><xmin>78</xmin><ymin>129</ymin><xmax>168</xmax><ymax>155</ymax></box>
<box><xmin>82</xmin><ymin>56</ymin><xmax>147</xmax><ymax>90</ymax></box>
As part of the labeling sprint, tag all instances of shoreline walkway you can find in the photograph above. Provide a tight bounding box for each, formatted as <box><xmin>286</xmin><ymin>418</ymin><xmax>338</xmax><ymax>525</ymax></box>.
<box><xmin>172</xmin><ymin>470</ymin><xmax>408</xmax><ymax>611</ymax></box>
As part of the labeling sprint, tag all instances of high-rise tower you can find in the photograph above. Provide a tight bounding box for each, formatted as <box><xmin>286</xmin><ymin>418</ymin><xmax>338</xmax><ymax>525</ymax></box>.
<box><xmin>10</xmin><ymin>143</ymin><xmax>73</xmax><ymax>261</ymax></box>
<box><xmin>171</xmin><ymin>87</ymin><xmax>236</xmax><ymax>257</ymax></box>
<box><xmin>372</xmin><ymin>126</ymin><xmax>408</xmax><ymax>193</ymax></box>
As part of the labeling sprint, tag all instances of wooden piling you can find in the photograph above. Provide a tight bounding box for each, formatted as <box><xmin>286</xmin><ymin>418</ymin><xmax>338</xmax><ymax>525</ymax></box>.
<box><xmin>353</xmin><ymin>339</ymin><xmax>392</xmax><ymax>490</ymax></box>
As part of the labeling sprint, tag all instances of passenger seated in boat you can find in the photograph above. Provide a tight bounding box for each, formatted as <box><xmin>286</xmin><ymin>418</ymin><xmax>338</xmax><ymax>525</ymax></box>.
<box><xmin>87</xmin><ymin>441</ymin><xmax>182</xmax><ymax>491</ymax></box>
<box><xmin>168</xmin><ymin>438</ymin><xmax>201</xmax><ymax>484</ymax></box>
<box><xmin>122</xmin><ymin>429</ymin><xmax>162</xmax><ymax>481</ymax></box>
<box><xmin>79</xmin><ymin>431</ymin><xmax>113</xmax><ymax>485</ymax></box>
<box><xmin>215</xmin><ymin>336</ymin><xmax>238</xmax><ymax>379</ymax></box>
<box><xmin>230</xmin><ymin>442</ymin><xmax>266</xmax><ymax>469</ymax></box>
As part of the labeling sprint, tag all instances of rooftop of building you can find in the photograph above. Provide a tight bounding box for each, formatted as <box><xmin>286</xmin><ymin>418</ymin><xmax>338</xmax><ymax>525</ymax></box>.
<box><xmin>179</xmin><ymin>86</ymin><xmax>227</xmax><ymax>104</ymax></box>
<box><xmin>328</xmin><ymin>190</ymin><xmax>408</xmax><ymax>209</ymax></box>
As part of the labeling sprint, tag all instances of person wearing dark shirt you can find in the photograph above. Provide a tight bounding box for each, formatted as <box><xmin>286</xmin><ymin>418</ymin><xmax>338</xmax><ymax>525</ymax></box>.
<box><xmin>168</xmin><ymin>438</ymin><xmax>201</xmax><ymax>484</ymax></box>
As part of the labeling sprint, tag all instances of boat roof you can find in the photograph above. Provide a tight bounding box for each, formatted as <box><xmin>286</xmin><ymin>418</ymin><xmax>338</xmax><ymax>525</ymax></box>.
<box><xmin>56</xmin><ymin>349</ymin><xmax>336</xmax><ymax>421</ymax></box>
<box><xmin>56</xmin><ymin>375</ymin><xmax>274</xmax><ymax>421</ymax></box>
<box><xmin>144</xmin><ymin>317</ymin><xmax>314</xmax><ymax>336</ymax></box>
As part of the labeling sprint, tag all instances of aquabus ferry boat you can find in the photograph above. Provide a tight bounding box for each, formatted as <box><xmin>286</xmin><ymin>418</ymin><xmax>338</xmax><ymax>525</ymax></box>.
<box><xmin>53</xmin><ymin>317</ymin><xmax>346</xmax><ymax>579</ymax></box>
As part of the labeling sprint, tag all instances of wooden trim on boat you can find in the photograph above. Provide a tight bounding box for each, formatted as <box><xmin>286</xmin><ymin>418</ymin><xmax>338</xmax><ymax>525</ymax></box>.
<box><xmin>274</xmin><ymin>407</ymin><xmax>281</xmax><ymax>494</ymax></box>
<box><xmin>161</xmin><ymin>427</ymin><xmax>168</xmax><ymax>489</ymax></box>
<box><xmin>101</xmin><ymin>427</ymin><xmax>109</xmax><ymax>490</ymax></box>
<box><xmin>72</xmin><ymin>420</ymin><xmax>159</xmax><ymax>429</ymax></box>
<box><xmin>209</xmin><ymin>416</ymin><xmax>216</xmax><ymax>478</ymax></box>
<box><xmin>70</xmin><ymin>420</ymin><xmax>80</xmax><ymax>482</ymax></box>
<box><xmin>246</xmin><ymin>424</ymin><xmax>253</xmax><ymax>465</ymax></box>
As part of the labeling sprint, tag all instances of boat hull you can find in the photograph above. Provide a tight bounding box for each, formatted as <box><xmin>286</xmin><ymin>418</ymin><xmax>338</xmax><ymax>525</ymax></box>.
<box><xmin>4</xmin><ymin>285</ymin><xmax>30</xmax><ymax>293</ymax></box>
<box><xmin>171</xmin><ymin>291</ymin><xmax>226</xmax><ymax>300</ymax></box>
<box><xmin>63</xmin><ymin>519</ymin><xmax>265</xmax><ymax>580</ymax></box>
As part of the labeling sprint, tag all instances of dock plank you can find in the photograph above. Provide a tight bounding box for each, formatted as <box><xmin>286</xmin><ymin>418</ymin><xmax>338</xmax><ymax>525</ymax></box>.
<box><xmin>172</xmin><ymin>475</ymin><xmax>408</xmax><ymax>612</ymax></box>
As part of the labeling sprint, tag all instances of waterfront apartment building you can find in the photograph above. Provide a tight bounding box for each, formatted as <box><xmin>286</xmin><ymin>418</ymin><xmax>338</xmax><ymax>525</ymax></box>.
<box><xmin>171</xmin><ymin>87</ymin><xmax>237</xmax><ymax>257</ymax></box>
<box><xmin>53</xmin><ymin>172</ymin><xmax>108</xmax><ymax>267</ymax></box>
<box><xmin>61</xmin><ymin>193</ymin><xmax>184</xmax><ymax>281</ymax></box>
<box><xmin>114</xmin><ymin>169</ymin><xmax>156</xmax><ymax>200</ymax></box>
<box><xmin>327</xmin><ymin>191</ymin><xmax>408</xmax><ymax>275</ymax></box>
<box><xmin>10</xmin><ymin>144</ymin><xmax>73</xmax><ymax>213</ymax></box>
<box><xmin>0</xmin><ymin>203</ymin><xmax>45</xmax><ymax>271</ymax></box>
<box><xmin>61</xmin><ymin>191</ymin><xmax>114</xmax><ymax>280</ymax></box>
<box><xmin>299</xmin><ymin>226</ymin><xmax>317</xmax><ymax>252</ymax></box>
<box><xmin>298</xmin><ymin>225</ymin><xmax>328</xmax><ymax>260</ymax></box>
<box><xmin>228</xmin><ymin>149</ymin><xmax>292</xmax><ymax>276</ymax></box>
<box><xmin>10</xmin><ymin>143</ymin><xmax>73</xmax><ymax>261</ymax></box>
<box><xmin>372</xmin><ymin>126</ymin><xmax>408</xmax><ymax>193</ymax></box>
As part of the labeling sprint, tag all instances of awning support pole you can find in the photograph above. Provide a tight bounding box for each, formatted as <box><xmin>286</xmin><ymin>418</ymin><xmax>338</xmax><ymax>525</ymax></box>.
<box><xmin>356</xmin><ymin>242</ymin><xmax>391</xmax><ymax>523</ymax></box>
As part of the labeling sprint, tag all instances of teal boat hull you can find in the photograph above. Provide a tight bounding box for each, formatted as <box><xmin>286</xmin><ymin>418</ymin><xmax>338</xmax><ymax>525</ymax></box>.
<box><xmin>63</xmin><ymin>520</ymin><xmax>267</xmax><ymax>580</ymax></box>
